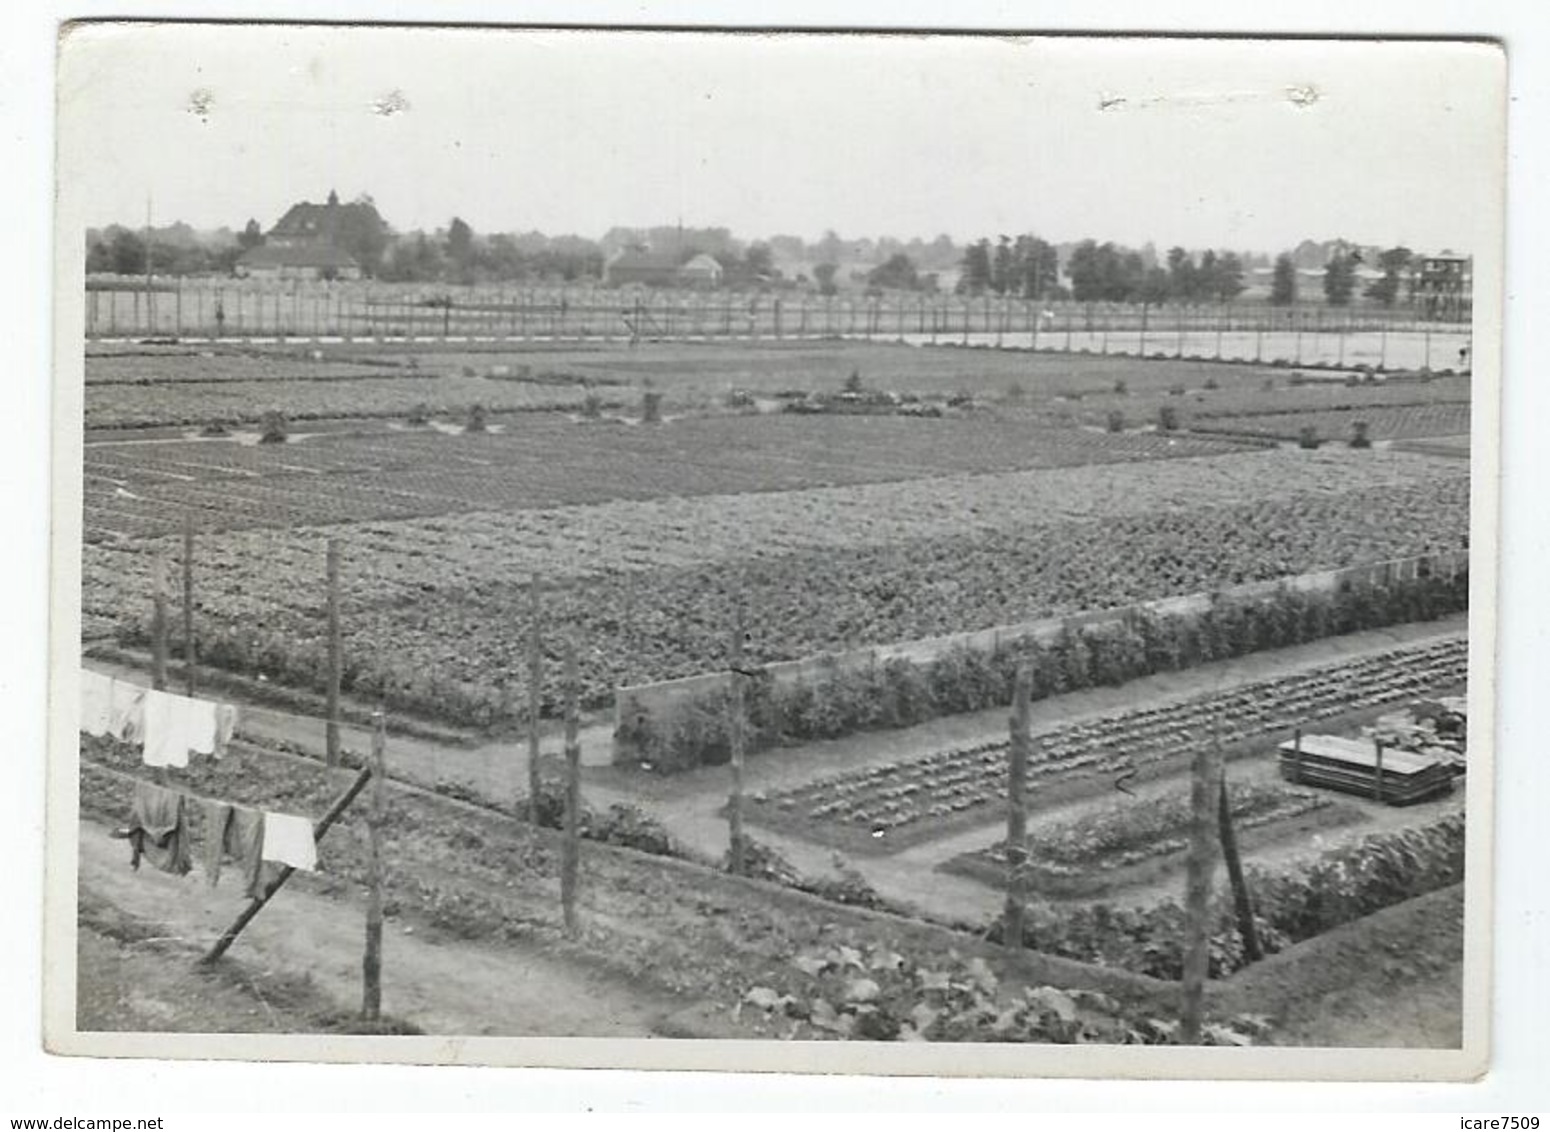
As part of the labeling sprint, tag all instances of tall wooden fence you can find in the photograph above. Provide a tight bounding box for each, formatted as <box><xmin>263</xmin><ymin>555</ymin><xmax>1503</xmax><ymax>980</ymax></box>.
<box><xmin>85</xmin><ymin>278</ymin><xmax>1473</xmax><ymax>372</ymax></box>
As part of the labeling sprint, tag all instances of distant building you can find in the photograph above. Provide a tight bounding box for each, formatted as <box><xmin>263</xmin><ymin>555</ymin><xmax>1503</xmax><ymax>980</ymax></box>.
<box><xmin>678</xmin><ymin>253</ymin><xmax>725</xmax><ymax>288</ymax></box>
<box><xmin>604</xmin><ymin>247</ymin><xmax>723</xmax><ymax>288</ymax></box>
<box><xmin>1415</xmin><ymin>254</ymin><xmax>1471</xmax><ymax>321</ymax></box>
<box><xmin>235</xmin><ymin>190</ymin><xmax>365</xmax><ymax>281</ymax></box>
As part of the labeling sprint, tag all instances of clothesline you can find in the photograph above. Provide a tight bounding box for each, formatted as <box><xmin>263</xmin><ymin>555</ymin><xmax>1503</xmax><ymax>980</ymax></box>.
<box><xmin>80</xmin><ymin>669</ymin><xmax>238</xmax><ymax>768</ymax></box>
<box><xmin>86</xmin><ymin>757</ymin><xmax>323</xmax><ymax>882</ymax></box>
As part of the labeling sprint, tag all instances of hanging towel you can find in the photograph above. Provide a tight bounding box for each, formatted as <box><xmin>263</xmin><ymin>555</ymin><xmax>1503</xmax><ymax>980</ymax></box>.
<box><xmin>227</xmin><ymin>806</ymin><xmax>269</xmax><ymax>898</ymax></box>
<box><xmin>261</xmin><ymin>811</ymin><xmax>318</xmax><ymax>871</ymax></box>
<box><xmin>200</xmin><ymin>799</ymin><xmax>233</xmax><ymax>887</ymax></box>
<box><xmin>128</xmin><ymin>781</ymin><xmax>191</xmax><ymax>876</ymax></box>
<box><xmin>109</xmin><ymin>680</ymin><xmax>146</xmax><ymax>744</ymax></box>
<box><xmin>214</xmin><ymin>703</ymin><xmax>240</xmax><ymax>758</ymax></box>
<box><xmin>80</xmin><ymin>671</ymin><xmax>114</xmax><ymax>736</ymax></box>
<box><xmin>185</xmin><ymin>696</ymin><xmax>219</xmax><ymax>757</ymax></box>
<box><xmin>141</xmin><ymin>689</ymin><xmax>188</xmax><ymax>768</ymax></box>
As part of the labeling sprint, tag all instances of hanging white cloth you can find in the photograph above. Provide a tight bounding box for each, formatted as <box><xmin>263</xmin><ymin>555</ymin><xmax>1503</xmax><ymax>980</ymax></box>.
<box><xmin>260</xmin><ymin>812</ymin><xmax>318</xmax><ymax>871</ymax></box>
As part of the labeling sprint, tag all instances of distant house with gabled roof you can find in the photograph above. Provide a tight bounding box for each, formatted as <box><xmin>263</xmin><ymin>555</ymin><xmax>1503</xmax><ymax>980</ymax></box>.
<box><xmin>235</xmin><ymin>190</ymin><xmax>366</xmax><ymax>280</ymax></box>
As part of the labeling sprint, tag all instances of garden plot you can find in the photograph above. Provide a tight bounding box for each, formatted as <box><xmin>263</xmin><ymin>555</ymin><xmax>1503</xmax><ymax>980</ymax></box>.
<box><xmin>744</xmin><ymin>637</ymin><xmax>1467</xmax><ymax>853</ymax></box>
<box><xmin>1189</xmin><ymin>403</ymin><xmax>1471</xmax><ymax>444</ymax></box>
<box><xmin>85</xmin><ymin>473</ymin><xmax>1468</xmax><ymax>725</ymax></box>
<box><xmin>944</xmin><ymin>780</ymin><xmax>1363</xmax><ymax>899</ymax></box>
<box><xmin>83</xmin><ymin>411</ymin><xmax>1271</xmax><ymax>540</ymax></box>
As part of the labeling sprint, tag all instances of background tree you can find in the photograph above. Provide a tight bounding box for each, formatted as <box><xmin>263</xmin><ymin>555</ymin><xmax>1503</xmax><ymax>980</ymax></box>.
<box><xmin>865</xmin><ymin>253</ymin><xmax>920</xmax><ymax>292</ymax></box>
<box><xmin>109</xmin><ymin>229</ymin><xmax>147</xmax><ymax>275</ymax></box>
<box><xmin>446</xmin><ymin>217</ymin><xmax>474</xmax><ymax>267</ymax></box>
<box><xmin>1214</xmin><ymin>252</ymin><xmax>1247</xmax><ymax>302</ymax></box>
<box><xmin>991</xmin><ymin>236</ymin><xmax>1014</xmax><ymax>296</ymax></box>
<box><xmin>960</xmin><ymin>239</ymin><xmax>993</xmax><ymax>295</ymax></box>
<box><xmin>1166</xmin><ymin>247</ymin><xmax>1198</xmax><ymax>303</ymax></box>
<box><xmin>331</xmin><ymin>194</ymin><xmax>392</xmax><ymax>276</ymax></box>
<box><xmin>1195</xmin><ymin>250</ymin><xmax>1220</xmax><ymax>303</ymax></box>
<box><xmin>1138</xmin><ymin>265</ymin><xmax>1172</xmax><ymax>305</ymax></box>
<box><xmin>1364</xmin><ymin>245</ymin><xmax>1413</xmax><ymax>307</ymax></box>
<box><xmin>237</xmin><ymin>219</ymin><xmax>264</xmax><ymax>251</ymax></box>
<box><xmin>813</xmin><ymin>262</ymin><xmax>839</xmax><ymax>296</ymax></box>
<box><xmin>742</xmin><ymin>241</ymin><xmax>774</xmax><ymax>281</ymax></box>
<box><xmin>1322</xmin><ymin>250</ymin><xmax>1357</xmax><ymax>306</ymax></box>
<box><xmin>1270</xmin><ymin>253</ymin><xmax>1298</xmax><ymax>305</ymax></box>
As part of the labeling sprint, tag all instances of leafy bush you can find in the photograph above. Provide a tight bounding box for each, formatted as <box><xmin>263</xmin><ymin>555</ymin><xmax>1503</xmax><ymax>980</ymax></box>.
<box><xmin>622</xmin><ymin>567</ymin><xmax>1467</xmax><ymax>771</ymax></box>
<box><xmin>739</xmin><ymin>942</ymin><xmax>1268</xmax><ymax>1044</ymax></box>
<box><xmin>1297</xmin><ymin>425</ymin><xmax>1321</xmax><ymax>449</ymax></box>
<box><xmin>1106</xmin><ymin>410</ymin><xmax>1126</xmax><ymax>433</ymax></box>
<box><xmin>1157</xmin><ymin>405</ymin><xmax>1180</xmax><ymax>432</ymax></box>
<box><xmin>259</xmin><ymin>410</ymin><xmax>288</xmax><ymax>444</ymax></box>
<box><xmin>992</xmin><ymin>813</ymin><xmax>1464</xmax><ymax>980</ymax></box>
<box><xmin>466</xmin><ymin>403</ymin><xmax>488</xmax><ymax>433</ymax></box>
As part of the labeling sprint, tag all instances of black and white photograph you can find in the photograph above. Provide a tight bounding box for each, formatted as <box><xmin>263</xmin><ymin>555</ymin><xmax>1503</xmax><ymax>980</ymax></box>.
<box><xmin>45</xmin><ymin>24</ymin><xmax>1504</xmax><ymax>1078</ymax></box>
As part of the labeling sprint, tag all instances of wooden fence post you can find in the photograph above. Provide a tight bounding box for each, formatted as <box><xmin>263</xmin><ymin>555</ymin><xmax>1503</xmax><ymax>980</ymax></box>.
<box><xmin>181</xmin><ymin>514</ymin><xmax>197</xmax><ymax>697</ymax></box>
<box><xmin>527</xmin><ymin>576</ymin><xmax>543</xmax><ymax>822</ymax></box>
<box><xmin>1373</xmin><ymin>738</ymin><xmax>1386</xmax><ymax>805</ymax></box>
<box><xmin>1292</xmin><ymin>726</ymin><xmax>1303</xmax><ymax>784</ymax></box>
<box><xmin>1217</xmin><ymin>764</ymin><xmax>1263</xmax><ymax>964</ymax></box>
<box><xmin>1180</xmin><ymin>725</ymin><xmax>1220</xmax><ymax>1043</ymax></box>
<box><xmin>728</xmin><ymin>606</ymin><xmax>747</xmax><ymax>876</ymax></box>
<box><xmin>326</xmin><ymin>538</ymin><xmax>342</xmax><ymax>769</ymax></box>
<box><xmin>1003</xmin><ymin>660</ymin><xmax>1032</xmax><ymax>950</ymax></box>
<box><xmin>151</xmin><ymin>551</ymin><xmax>169</xmax><ymax>691</ymax></box>
<box><xmin>561</xmin><ymin>639</ymin><xmax>582</xmax><ymax>935</ymax></box>
<box><xmin>362</xmin><ymin>708</ymin><xmax>387</xmax><ymax>1021</ymax></box>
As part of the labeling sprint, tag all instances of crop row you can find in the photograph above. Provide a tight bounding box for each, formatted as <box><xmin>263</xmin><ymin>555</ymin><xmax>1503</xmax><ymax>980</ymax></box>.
<box><xmin>1189</xmin><ymin>403</ymin><xmax>1470</xmax><ymax>443</ymax></box>
<box><xmin>84</xmin><ymin>350</ymin><xmax>405</xmax><ymax>385</ymax></box>
<box><xmin>961</xmin><ymin>780</ymin><xmax>1335</xmax><ymax>880</ymax></box>
<box><xmin>748</xmin><ymin>637</ymin><xmax>1467</xmax><ymax>838</ymax></box>
<box><xmin>84</xmin><ymin>375</ymin><xmax>596</xmax><ymax>430</ymax></box>
<box><xmin>82</xmin><ymin>412</ymin><xmax>1275</xmax><ymax>540</ymax></box>
<box><xmin>84</xmin><ymin>467</ymin><xmax>1470</xmax><ymax>724</ymax></box>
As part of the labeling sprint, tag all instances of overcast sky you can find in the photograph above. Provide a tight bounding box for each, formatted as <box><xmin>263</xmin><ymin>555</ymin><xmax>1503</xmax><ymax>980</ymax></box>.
<box><xmin>57</xmin><ymin>25</ymin><xmax>1504</xmax><ymax>255</ymax></box>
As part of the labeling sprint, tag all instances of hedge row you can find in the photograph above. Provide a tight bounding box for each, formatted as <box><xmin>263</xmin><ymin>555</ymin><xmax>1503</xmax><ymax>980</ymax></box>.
<box><xmin>989</xmin><ymin>811</ymin><xmax>1466</xmax><ymax>981</ymax></box>
<box><xmin>617</xmin><ymin>568</ymin><xmax>1469</xmax><ymax>772</ymax></box>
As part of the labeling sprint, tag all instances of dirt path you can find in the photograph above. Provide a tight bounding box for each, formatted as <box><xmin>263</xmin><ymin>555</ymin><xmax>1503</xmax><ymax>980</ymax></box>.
<box><xmin>76</xmin><ymin>819</ymin><xmax>685</xmax><ymax>1037</ymax></box>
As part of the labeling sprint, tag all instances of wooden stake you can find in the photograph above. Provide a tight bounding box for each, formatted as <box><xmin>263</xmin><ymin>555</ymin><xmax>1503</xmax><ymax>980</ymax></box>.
<box><xmin>326</xmin><ymin>538</ymin><xmax>342</xmax><ymax>769</ymax></box>
<box><xmin>362</xmin><ymin>709</ymin><xmax>387</xmax><ymax>1021</ymax></box>
<box><xmin>527</xmin><ymin>576</ymin><xmax>543</xmax><ymax>822</ymax></box>
<box><xmin>1217</xmin><ymin>766</ymin><xmax>1263</xmax><ymax>964</ymax></box>
<box><xmin>1373</xmin><ymin>739</ymin><xmax>1386</xmax><ymax>805</ymax></box>
<box><xmin>1292</xmin><ymin>726</ymin><xmax>1303</xmax><ymax>784</ymax></box>
<box><xmin>560</xmin><ymin>639</ymin><xmax>582</xmax><ymax>935</ymax></box>
<box><xmin>181</xmin><ymin>515</ymin><xmax>197</xmax><ymax>697</ymax></box>
<box><xmin>1180</xmin><ymin>721</ymin><xmax>1220</xmax><ymax>1043</ymax></box>
<box><xmin>151</xmin><ymin>551</ymin><xmax>169</xmax><ymax>691</ymax></box>
<box><xmin>201</xmin><ymin>765</ymin><xmax>372</xmax><ymax>964</ymax></box>
<box><xmin>727</xmin><ymin>605</ymin><xmax>747</xmax><ymax>876</ymax></box>
<box><xmin>1003</xmin><ymin>660</ymin><xmax>1032</xmax><ymax>950</ymax></box>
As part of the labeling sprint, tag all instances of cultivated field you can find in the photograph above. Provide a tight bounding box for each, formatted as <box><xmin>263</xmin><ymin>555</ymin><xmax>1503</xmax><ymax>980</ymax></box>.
<box><xmin>77</xmin><ymin>334</ymin><xmax>1477</xmax><ymax>1044</ymax></box>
